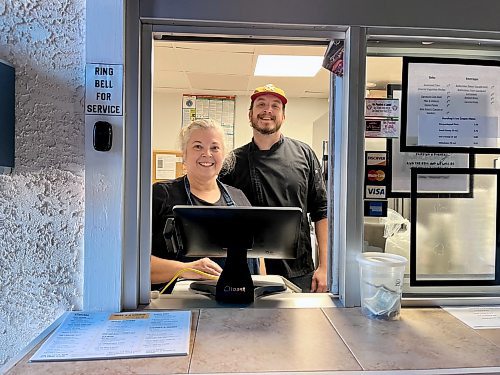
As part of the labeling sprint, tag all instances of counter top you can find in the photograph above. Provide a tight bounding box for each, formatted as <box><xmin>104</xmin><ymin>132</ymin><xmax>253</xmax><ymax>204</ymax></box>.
<box><xmin>6</xmin><ymin>303</ymin><xmax>500</xmax><ymax>374</ymax></box>
<box><xmin>148</xmin><ymin>287</ymin><xmax>341</xmax><ymax>309</ymax></box>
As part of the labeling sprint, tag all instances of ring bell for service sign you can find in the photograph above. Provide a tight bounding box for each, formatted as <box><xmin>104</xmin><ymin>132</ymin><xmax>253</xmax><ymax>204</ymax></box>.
<box><xmin>85</xmin><ymin>64</ymin><xmax>123</xmax><ymax>116</ymax></box>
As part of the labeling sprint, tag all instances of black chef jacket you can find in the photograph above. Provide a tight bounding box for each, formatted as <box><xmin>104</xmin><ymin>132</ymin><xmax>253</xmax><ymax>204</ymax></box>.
<box><xmin>219</xmin><ymin>136</ymin><xmax>328</xmax><ymax>278</ymax></box>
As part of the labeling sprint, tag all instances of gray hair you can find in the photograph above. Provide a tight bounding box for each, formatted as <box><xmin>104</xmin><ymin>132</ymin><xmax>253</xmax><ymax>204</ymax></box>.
<box><xmin>178</xmin><ymin>119</ymin><xmax>227</xmax><ymax>157</ymax></box>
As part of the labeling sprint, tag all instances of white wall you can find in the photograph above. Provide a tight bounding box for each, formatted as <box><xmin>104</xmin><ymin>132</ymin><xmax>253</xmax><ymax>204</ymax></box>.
<box><xmin>0</xmin><ymin>0</ymin><xmax>85</xmax><ymax>366</ymax></box>
<box><xmin>153</xmin><ymin>90</ymin><xmax>328</xmax><ymax>158</ymax></box>
<box><xmin>312</xmin><ymin>111</ymin><xmax>330</xmax><ymax>162</ymax></box>
<box><xmin>83</xmin><ymin>0</ymin><xmax>125</xmax><ymax>312</ymax></box>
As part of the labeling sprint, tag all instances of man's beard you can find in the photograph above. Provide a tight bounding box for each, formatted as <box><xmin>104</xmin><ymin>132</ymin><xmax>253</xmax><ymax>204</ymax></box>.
<box><xmin>250</xmin><ymin>114</ymin><xmax>282</xmax><ymax>135</ymax></box>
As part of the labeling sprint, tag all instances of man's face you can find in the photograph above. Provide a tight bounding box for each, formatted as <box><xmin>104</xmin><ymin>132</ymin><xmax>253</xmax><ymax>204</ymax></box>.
<box><xmin>249</xmin><ymin>94</ymin><xmax>285</xmax><ymax>135</ymax></box>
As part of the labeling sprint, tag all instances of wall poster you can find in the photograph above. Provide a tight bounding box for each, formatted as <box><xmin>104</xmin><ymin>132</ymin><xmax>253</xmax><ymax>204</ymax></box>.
<box><xmin>400</xmin><ymin>57</ymin><xmax>500</xmax><ymax>154</ymax></box>
<box><xmin>182</xmin><ymin>94</ymin><xmax>235</xmax><ymax>150</ymax></box>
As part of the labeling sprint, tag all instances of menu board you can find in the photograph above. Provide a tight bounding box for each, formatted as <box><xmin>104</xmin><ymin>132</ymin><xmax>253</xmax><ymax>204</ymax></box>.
<box><xmin>401</xmin><ymin>57</ymin><xmax>500</xmax><ymax>153</ymax></box>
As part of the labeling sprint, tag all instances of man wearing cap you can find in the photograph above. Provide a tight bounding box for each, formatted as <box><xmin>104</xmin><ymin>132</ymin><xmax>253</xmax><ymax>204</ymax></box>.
<box><xmin>220</xmin><ymin>84</ymin><xmax>328</xmax><ymax>292</ymax></box>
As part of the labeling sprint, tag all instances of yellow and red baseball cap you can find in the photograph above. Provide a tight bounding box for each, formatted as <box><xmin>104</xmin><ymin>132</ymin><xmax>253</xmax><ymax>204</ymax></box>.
<box><xmin>251</xmin><ymin>84</ymin><xmax>287</xmax><ymax>105</ymax></box>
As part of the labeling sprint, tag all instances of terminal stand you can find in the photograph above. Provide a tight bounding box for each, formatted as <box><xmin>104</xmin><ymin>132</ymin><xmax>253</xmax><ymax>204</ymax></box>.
<box><xmin>189</xmin><ymin>247</ymin><xmax>287</xmax><ymax>303</ymax></box>
<box><xmin>215</xmin><ymin>246</ymin><xmax>254</xmax><ymax>303</ymax></box>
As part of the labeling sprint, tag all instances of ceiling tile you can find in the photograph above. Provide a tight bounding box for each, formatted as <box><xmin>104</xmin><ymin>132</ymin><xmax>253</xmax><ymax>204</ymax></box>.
<box><xmin>153</xmin><ymin>41</ymin><xmax>404</xmax><ymax>99</ymax></box>
<box><xmin>154</xmin><ymin>45</ymin><xmax>183</xmax><ymax>71</ymax></box>
<box><xmin>154</xmin><ymin>71</ymin><xmax>191</xmax><ymax>89</ymax></box>
<box><xmin>187</xmin><ymin>73</ymin><xmax>250</xmax><ymax>92</ymax></box>
<box><xmin>177</xmin><ymin>48</ymin><xmax>254</xmax><ymax>75</ymax></box>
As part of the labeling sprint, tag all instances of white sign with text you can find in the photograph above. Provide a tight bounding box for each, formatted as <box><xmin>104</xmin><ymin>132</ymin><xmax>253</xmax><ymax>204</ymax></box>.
<box><xmin>406</xmin><ymin>61</ymin><xmax>500</xmax><ymax>147</ymax></box>
<box><xmin>85</xmin><ymin>64</ymin><xmax>123</xmax><ymax>116</ymax></box>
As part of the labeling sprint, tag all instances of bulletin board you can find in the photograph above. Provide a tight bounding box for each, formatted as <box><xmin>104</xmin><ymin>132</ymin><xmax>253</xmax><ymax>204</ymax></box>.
<box><xmin>182</xmin><ymin>94</ymin><xmax>235</xmax><ymax>149</ymax></box>
<box><xmin>153</xmin><ymin>150</ymin><xmax>184</xmax><ymax>183</ymax></box>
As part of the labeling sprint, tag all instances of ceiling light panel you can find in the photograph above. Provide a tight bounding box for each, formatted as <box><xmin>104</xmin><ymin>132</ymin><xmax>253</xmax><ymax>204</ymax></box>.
<box><xmin>254</xmin><ymin>55</ymin><xmax>323</xmax><ymax>77</ymax></box>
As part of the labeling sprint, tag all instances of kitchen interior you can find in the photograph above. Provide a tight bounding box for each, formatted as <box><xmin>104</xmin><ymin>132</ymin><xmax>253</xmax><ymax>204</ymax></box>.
<box><xmin>150</xmin><ymin>35</ymin><xmax>500</xmax><ymax>301</ymax></box>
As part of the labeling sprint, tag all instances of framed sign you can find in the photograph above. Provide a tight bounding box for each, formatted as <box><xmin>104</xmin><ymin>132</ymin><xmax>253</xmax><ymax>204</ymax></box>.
<box><xmin>410</xmin><ymin>168</ymin><xmax>500</xmax><ymax>287</ymax></box>
<box><xmin>400</xmin><ymin>57</ymin><xmax>500</xmax><ymax>154</ymax></box>
<box><xmin>386</xmin><ymin>138</ymin><xmax>474</xmax><ymax>198</ymax></box>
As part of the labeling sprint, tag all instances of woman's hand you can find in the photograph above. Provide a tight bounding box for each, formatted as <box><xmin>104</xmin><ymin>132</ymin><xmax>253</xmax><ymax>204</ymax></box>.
<box><xmin>183</xmin><ymin>257</ymin><xmax>222</xmax><ymax>279</ymax></box>
<box><xmin>151</xmin><ymin>255</ymin><xmax>221</xmax><ymax>284</ymax></box>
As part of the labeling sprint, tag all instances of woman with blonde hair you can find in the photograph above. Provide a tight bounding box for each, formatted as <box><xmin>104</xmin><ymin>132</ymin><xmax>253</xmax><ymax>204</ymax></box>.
<box><xmin>151</xmin><ymin>119</ymin><xmax>258</xmax><ymax>292</ymax></box>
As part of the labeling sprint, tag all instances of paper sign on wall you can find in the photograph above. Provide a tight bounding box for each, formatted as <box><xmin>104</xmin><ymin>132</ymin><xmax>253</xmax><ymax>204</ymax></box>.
<box><xmin>365</xmin><ymin>119</ymin><xmax>400</xmax><ymax>138</ymax></box>
<box><xmin>365</xmin><ymin>98</ymin><xmax>400</xmax><ymax>118</ymax></box>
<box><xmin>85</xmin><ymin>63</ymin><xmax>123</xmax><ymax>116</ymax></box>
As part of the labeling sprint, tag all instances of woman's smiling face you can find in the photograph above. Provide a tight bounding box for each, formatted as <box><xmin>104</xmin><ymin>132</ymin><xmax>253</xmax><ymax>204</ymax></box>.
<box><xmin>184</xmin><ymin>128</ymin><xmax>225</xmax><ymax>181</ymax></box>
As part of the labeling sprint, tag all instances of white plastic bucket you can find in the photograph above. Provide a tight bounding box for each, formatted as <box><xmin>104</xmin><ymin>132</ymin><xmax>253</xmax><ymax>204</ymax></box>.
<box><xmin>356</xmin><ymin>252</ymin><xmax>407</xmax><ymax>320</ymax></box>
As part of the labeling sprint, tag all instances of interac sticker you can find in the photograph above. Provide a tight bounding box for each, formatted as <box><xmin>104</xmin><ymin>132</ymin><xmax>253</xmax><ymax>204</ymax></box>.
<box><xmin>364</xmin><ymin>200</ymin><xmax>388</xmax><ymax>217</ymax></box>
<box><xmin>85</xmin><ymin>63</ymin><xmax>123</xmax><ymax>116</ymax></box>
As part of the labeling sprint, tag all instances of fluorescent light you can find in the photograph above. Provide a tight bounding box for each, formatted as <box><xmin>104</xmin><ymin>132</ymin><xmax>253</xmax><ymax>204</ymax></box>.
<box><xmin>254</xmin><ymin>55</ymin><xmax>323</xmax><ymax>77</ymax></box>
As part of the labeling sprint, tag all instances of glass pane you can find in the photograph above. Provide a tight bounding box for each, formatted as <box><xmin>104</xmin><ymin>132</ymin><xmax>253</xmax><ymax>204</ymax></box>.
<box><xmin>415</xmin><ymin>174</ymin><xmax>497</xmax><ymax>281</ymax></box>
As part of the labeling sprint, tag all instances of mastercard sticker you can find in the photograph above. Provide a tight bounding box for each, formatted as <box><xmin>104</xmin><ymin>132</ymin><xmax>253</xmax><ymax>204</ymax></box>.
<box><xmin>367</xmin><ymin>169</ymin><xmax>386</xmax><ymax>182</ymax></box>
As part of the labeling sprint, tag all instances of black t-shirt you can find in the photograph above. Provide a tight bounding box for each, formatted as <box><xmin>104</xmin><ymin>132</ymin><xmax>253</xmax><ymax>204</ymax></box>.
<box><xmin>151</xmin><ymin>176</ymin><xmax>256</xmax><ymax>291</ymax></box>
<box><xmin>219</xmin><ymin>136</ymin><xmax>327</xmax><ymax>278</ymax></box>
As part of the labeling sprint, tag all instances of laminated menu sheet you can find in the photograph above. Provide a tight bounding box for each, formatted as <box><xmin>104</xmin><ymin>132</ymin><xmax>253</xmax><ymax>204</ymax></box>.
<box><xmin>30</xmin><ymin>311</ymin><xmax>191</xmax><ymax>361</ymax></box>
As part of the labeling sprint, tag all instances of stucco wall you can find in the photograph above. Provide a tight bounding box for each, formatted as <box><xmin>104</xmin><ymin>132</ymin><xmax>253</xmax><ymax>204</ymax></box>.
<box><xmin>0</xmin><ymin>0</ymin><xmax>85</xmax><ymax>365</ymax></box>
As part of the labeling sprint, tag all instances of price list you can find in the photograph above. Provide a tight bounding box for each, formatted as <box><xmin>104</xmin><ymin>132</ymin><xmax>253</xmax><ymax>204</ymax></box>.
<box><xmin>406</xmin><ymin>61</ymin><xmax>500</xmax><ymax>148</ymax></box>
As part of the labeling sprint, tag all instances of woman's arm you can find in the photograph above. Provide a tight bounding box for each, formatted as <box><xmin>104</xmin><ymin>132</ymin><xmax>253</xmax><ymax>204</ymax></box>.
<box><xmin>150</xmin><ymin>255</ymin><xmax>222</xmax><ymax>284</ymax></box>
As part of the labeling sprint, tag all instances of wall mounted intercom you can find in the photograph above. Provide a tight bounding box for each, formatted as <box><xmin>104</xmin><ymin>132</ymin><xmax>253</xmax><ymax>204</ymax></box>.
<box><xmin>93</xmin><ymin>121</ymin><xmax>113</xmax><ymax>151</ymax></box>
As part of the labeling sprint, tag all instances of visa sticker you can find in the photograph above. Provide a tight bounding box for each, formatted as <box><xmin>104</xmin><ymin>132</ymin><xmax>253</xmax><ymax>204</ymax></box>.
<box><xmin>365</xmin><ymin>185</ymin><xmax>386</xmax><ymax>199</ymax></box>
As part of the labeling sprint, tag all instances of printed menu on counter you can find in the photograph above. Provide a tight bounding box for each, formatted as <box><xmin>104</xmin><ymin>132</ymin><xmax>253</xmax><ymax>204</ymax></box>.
<box><xmin>404</xmin><ymin>58</ymin><xmax>500</xmax><ymax>149</ymax></box>
<box><xmin>30</xmin><ymin>311</ymin><xmax>191</xmax><ymax>362</ymax></box>
<box><xmin>442</xmin><ymin>306</ymin><xmax>500</xmax><ymax>329</ymax></box>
